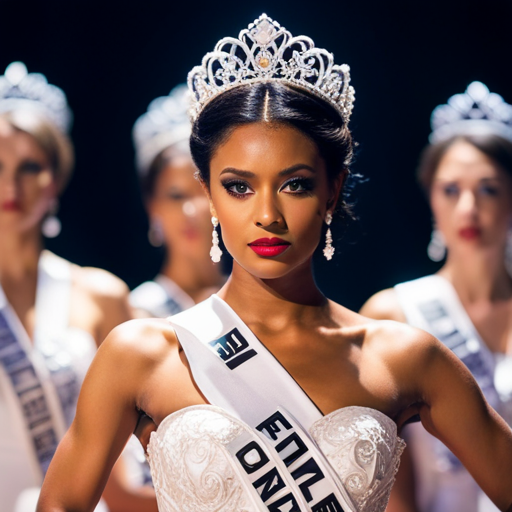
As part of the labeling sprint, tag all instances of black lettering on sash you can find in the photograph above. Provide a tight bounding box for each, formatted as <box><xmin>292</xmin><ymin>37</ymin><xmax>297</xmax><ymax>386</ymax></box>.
<box><xmin>276</xmin><ymin>431</ymin><xmax>308</xmax><ymax>467</ymax></box>
<box><xmin>267</xmin><ymin>493</ymin><xmax>301</xmax><ymax>512</ymax></box>
<box><xmin>292</xmin><ymin>457</ymin><xmax>325</xmax><ymax>503</ymax></box>
<box><xmin>209</xmin><ymin>328</ymin><xmax>257</xmax><ymax>370</ymax></box>
<box><xmin>311</xmin><ymin>493</ymin><xmax>345</xmax><ymax>512</ymax></box>
<box><xmin>256</xmin><ymin>411</ymin><xmax>293</xmax><ymax>441</ymax></box>
<box><xmin>236</xmin><ymin>441</ymin><xmax>269</xmax><ymax>474</ymax></box>
<box><xmin>253</xmin><ymin>467</ymin><xmax>286</xmax><ymax>502</ymax></box>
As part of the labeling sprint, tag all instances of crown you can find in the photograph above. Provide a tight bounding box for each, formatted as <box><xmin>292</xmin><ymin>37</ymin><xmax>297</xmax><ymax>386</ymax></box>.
<box><xmin>0</xmin><ymin>61</ymin><xmax>72</xmax><ymax>133</ymax></box>
<box><xmin>430</xmin><ymin>81</ymin><xmax>512</xmax><ymax>143</ymax></box>
<box><xmin>187</xmin><ymin>14</ymin><xmax>355</xmax><ymax>123</ymax></box>
<box><xmin>133</xmin><ymin>84</ymin><xmax>192</xmax><ymax>174</ymax></box>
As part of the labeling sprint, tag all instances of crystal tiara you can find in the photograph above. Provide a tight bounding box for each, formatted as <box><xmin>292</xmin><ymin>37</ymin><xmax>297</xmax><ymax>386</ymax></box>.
<box><xmin>0</xmin><ymin>61</ymin><xmax>72</xmax><ymax>133</ymax></box>
<box><xmin>187</xmin><ymin>14</ymin><xmax>355</xmax><ymax>123</ymax></box>
<box><xmin>430</xmin><ymin>81</ymin><xmax>512</xmax><ymax>143</ymax></box>
<box><xmin>133</xmin><ymin>84</ymin><xmax>191</xmax><ymax>174</ymax></box>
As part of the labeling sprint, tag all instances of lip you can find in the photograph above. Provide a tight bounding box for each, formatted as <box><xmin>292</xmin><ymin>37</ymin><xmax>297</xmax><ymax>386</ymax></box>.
<box><xmin>1</xmin><ymin>200</ymin><xmax>21</xmax><ymax>212</ymax></box>
<box><xmin>459</xmin><ymin>227</ymin><xmax>481</xmax><ymax>240</ymax></box>
<box><xmin>248</xmin><ymin>237</ymin><xmax>291</xmax><ymax>257</ymax></box>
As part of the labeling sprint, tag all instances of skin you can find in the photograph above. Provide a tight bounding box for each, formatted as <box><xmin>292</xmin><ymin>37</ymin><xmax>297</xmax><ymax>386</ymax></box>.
<box><xmin>142</xmin><ymin>144</ymin><xmax>224</xmax><ymax>310</ymax></box>
<box><xmin>37</xmin><ymin>125</ymin><xmax>512</xmax><ymax>512</ymax></box>
<box><xmin>360</xmin><ymin>140</ymin><xmax>512</xmax><ymax>512</ymax></box>
<box><xmin>0</xmin><ymin>120</ymin><xmax>155</xmax><ymax>512</ymax></box>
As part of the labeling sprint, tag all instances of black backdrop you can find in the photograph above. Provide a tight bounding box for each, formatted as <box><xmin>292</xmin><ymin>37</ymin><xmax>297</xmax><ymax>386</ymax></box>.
<box><xmin>1</xmin><ymin>0</ymin><xmax>511</xmax><ymax>310</ymax></box>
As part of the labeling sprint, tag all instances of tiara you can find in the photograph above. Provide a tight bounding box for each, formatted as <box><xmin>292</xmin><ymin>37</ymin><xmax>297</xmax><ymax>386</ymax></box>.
<box><xmin>187</xmin><ymin>14</ymin><xmax>355</xmax><ymax>123</ymax></box>
<box><xmin>133</xmin><ymin>84</ymin><xmax>191</xmax><ymax>174</ymax></box>
<box><xmin>430</xmin><ymin>81</ymin><xmax>512</xmax><ymax>143</ymax></box>
<box><xmin>0</xmin><ymin>61</ymin><xmax>72</xmax><ymax>133</ymax></box>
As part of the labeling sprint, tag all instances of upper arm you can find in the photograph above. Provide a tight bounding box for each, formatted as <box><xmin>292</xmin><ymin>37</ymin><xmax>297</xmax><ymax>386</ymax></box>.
<box><xmin>37</xmin><ymin>320</ymin><xmax>165</xmax><ymax>512</ymax></box>
<box><xmin>359</xmin><ymin>288</ymin><xmax>407</xmax><ymax>323</ymax></box>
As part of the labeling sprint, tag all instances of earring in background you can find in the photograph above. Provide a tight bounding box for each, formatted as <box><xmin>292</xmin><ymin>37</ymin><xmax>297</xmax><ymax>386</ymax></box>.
<box><xmin>210</xmin><ymin>216</ymin><xmax>222</xmax><ymax>263</ymax></box>
<box><xmin>427</xmin><ymin>227</ymin><xmax>446</xmax><ymax>262</ymax></box>
<box><xmin>505</xmin><ymin>229</ymin><xmax>512</xmax><ymax>277</ymax></box>
<box><xmin>42</xmin><ymin>199</ymin><xmax>62</xmax><ymax>238</ymax></box>
<box><xmin>323</xmin><ymin>211</ymin><xmax>334</xmax><ymax>261</ymax></box>
<box><xmin>148</xmin><ymin>218</ymin><xmax>164</xmax><ymax>247</ymax></box>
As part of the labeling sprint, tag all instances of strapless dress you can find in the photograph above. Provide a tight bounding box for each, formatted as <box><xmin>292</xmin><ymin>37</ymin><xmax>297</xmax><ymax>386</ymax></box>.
<box><xmin>147</xmin><ymin>404</ymin><xmax>405</xmax><ymax>512</ymax></box>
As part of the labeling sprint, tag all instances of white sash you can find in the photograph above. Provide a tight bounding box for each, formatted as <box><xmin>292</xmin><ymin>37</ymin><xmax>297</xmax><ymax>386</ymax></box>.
<box><xmin>168</xmin><ymin>295</ymin><xmax>357</xmax><ymax>512</ymax></box>
<box><xmin>0</xmin><ymin>251</ymin><xmax>78</xmax><ymax>478</ymax></box>
<box><xmin>395</xmin><ymin>275</ymin><xmax>500</xmax><ymax>470</ymax></box>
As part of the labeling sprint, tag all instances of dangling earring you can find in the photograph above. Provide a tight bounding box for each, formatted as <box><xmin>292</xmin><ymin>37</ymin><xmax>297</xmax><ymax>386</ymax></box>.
<box><xmin>42</xmin><ymin>199</ymin><xmax>62</xmax><ymax>238</ymax></box>
<box><xmin>427</xmin><ymin>227</ymin><xmax>446</xmax><ymax>262</ymax></box>
<box><xmin>505</xmin><ymin>229</ymin><xmax>512</xmax><ymax>277</ymax></box>
<box><xmin>323</xmin><ymin>211</ymin><xmax>335</xmax><ymax>261</ymax></box>
<box><xmin>148</xmin><ymin>218</ymin><xmax>164</xmax><ymax>247</ymax></box>
<box><xmin>210</xmin><ymin>216</ymin><xmax>222</xmax><ymax>263</ymax></box>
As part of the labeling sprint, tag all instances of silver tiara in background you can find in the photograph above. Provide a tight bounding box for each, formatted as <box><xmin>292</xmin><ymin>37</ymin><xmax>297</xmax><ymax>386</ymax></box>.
<box><xmin>188</xmin><ymin>14</ymin><xmax>355</xmax><ymax>123</ymax></box>
<box><xmin>0</xmin><ymin>61</ymin><xmax>72</xmax><ymax>133</ymax></box>
<box><xmin>132</xmin><ymin>84</ymin><xmax>192</xmax><ymax>175</ymax></box>
<box><xmin>430</xmin><ymin>81</ymin><xmax>512</xmax><ymax>143</ymax></box>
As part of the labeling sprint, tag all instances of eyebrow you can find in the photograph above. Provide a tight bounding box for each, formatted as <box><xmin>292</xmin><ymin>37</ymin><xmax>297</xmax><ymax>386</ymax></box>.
<box><xmin>220</xmin><ymin>163</ymin><xmax>316</xmax><ymax>178</ymax></box>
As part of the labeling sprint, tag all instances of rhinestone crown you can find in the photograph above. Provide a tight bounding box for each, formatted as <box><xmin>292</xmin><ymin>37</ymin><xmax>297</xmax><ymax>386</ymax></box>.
<box><xmin>0</xmin><ymin>61</ymin><xmax>72</xmax><ymax>133</ymax></box>
<box><xmin>430</xmin><ymin>81</ymin><xmax>512</xmax><ymax>143</ymax></box>
<box><xmin>188</xmin><ymin>14</ymin><xmax>355</xmax><ymax>123</ymax></box>
<box><xmin>133</xmin><ymin>84</ymin><xmax>191</xmax><ymax>174</ymax></box>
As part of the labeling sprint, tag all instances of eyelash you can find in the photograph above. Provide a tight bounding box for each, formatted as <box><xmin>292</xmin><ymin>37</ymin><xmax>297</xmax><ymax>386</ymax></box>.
<box><xmin>221</xmin><ymin>177</ymin><xmax>314</xmax><ymax>199</ymax></box>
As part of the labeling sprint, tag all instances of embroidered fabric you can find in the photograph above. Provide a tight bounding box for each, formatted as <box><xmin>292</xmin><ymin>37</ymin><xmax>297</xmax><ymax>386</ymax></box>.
<box><xmin>147</xmin><ymin>405</ymin><xmax>404</xmax><ymax>512</ymax></box>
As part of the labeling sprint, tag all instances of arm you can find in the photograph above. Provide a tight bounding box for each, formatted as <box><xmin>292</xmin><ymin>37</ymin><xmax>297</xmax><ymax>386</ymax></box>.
<box><xmin>37</xmin><ymin>320</ymin><xmax>164</xmax><ymax>512</ymax></box>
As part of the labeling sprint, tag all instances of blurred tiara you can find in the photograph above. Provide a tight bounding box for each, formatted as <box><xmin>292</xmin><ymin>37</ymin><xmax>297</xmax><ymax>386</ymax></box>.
<box><xmin>133</xmin><ymin>84</ymin><xmax>192</xmax><ymax>175</ymax></box>
<box><xmin>430</xmin><ymin>81</ymin><xmax>512</xmax><ymax>143</ymax></box>
<box><xmin>0</xmin><ymin>61</ymin><xmax>72</xmax><ymax>133</ymax></box>
<box><xmin>187</xmin><ymin>13</ymin><xmax>355</xmax><ymax>123</ymax></box>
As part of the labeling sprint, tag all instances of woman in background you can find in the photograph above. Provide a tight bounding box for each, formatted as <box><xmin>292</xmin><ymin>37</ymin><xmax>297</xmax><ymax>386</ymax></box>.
<box><xmin>130</xmin><ymin>84</ymin><xmax>225</xmax><ymax>318</ymax></box>
<box><xmin>361</xmin><ymin>81</ymin><xmax>512</xmax><ymax>512</ymax></box>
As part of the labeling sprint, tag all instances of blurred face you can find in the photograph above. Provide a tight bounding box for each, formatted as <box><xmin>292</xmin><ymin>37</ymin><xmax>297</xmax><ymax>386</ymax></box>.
<box><xmin>209</xmin><ymin>122</ymin><xmax>337</xmax><ymax>280</ymax></box>
<box><xmin>0</xmin><ymin>121</ymin><xmax>56</xmax><ymax>235</ymax></box>
<box><xmin>147</xmin><ymin>148</ymin><xmax>211</xmax><ymax>257</ymax></box>
<box><xmin>430</xmin><ymin>140</ymin><xmax>512</xmax><ymax>257</ymax></box>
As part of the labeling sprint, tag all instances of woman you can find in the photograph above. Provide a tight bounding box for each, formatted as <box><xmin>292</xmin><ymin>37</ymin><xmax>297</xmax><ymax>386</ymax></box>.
<box><xmin>0</xmin><ymin>62</ymin><xmax>152</xmax><ymax>512</ymax></box>
<box><xmin>130</xmin><ymin>84</ymin><xmax>224</xmax><ymax>319</ymax></box>
<box><xmin>37</xmin><ymin>16</ymin><xmax>512</xmax><ymax>512</ymax></box>
<box><xmin>360</xmin><ymin>82</ymin><xmax>512</xmax><ymax>512</ymax></box>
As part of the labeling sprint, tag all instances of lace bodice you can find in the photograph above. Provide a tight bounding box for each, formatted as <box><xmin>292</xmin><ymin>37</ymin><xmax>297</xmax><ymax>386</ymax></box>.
<box><xmin>147</xmin><ymin>405</ymin><xmax>404</xmax><ymax>512</ymax></box>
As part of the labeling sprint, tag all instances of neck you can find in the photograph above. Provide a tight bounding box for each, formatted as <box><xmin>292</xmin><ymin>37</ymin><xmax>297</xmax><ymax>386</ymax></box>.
<box><xmin>218</xmin><ymin>259</ymin><xmax>326</xmax><ymax>329</ymax></box>
<box><xmin>0</xmin><ymin>230</ymin><xmax>43</xmax><ymax>281</ymax></box>
<box><xmin>439</xmin><ymin>247</ymin><xmax>512</xmax><ymax>303</ymax></box>
<box><xmin>160</xmin><ymin>250</ymin><xmax>224</xmax><ymax>302</ymax></box>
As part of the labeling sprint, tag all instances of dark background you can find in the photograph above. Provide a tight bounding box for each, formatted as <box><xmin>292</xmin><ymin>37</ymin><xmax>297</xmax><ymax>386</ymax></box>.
<box><xmin>2</xmin><ymin>0</ymin><xmax>511</xmax><ymax>310</ymax></box>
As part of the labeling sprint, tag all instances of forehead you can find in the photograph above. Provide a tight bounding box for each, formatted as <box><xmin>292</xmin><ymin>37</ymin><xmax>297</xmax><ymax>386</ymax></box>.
<box><xmin>435</xmin><ymin>140</ymin><xmax>504</xmax><ymax>182</ymax></box>
<box><xmin>210</xmin><ymin>122</ymin><xmax>322</xmax><ymax>174</ymax></box>
<box><xmin>0</xmin><ymin>126</ymin><xmax>47</xmax><ymax>163</ymax></box>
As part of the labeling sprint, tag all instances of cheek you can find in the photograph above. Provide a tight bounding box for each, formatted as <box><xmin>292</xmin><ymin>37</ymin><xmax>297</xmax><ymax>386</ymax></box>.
<box><xmin>20</xmin><ymin>171</ymin><xmax>55</xmax><ymax>209</ymax></box>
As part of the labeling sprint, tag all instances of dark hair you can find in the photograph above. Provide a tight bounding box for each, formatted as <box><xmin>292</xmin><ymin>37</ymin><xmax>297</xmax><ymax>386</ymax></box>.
<box><xmin>190</xmin><ymin>82</ymin><xmax>354</xmax><ymax>215</ymax></box>
<box><xmin>418</xmin><ymin>133</ymin><xmax>512</xmax><ymax>192</ymax></box>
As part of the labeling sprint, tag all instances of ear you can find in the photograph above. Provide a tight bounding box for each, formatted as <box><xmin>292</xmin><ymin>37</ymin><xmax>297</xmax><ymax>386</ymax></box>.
<box><xmin>327</xmin><ymin>170</ymin><xmax>347</xmax><ymax>212</ymax></box>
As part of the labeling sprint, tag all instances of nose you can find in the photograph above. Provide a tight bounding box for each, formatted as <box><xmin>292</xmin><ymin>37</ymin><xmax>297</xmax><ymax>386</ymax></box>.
<box><xmin>182</xmin><ymin>200</ymin><xmax>197</xmax><ymax>217</ymax></box>
<box><xmin>456</xmin><ymin>189</ymin><xmax>478</xmax><ymax>219</ymax></box>
<box><xmin>254</xmin><ymin>189</ymin><xmax>285</xmax><ymax>229</ymax></box>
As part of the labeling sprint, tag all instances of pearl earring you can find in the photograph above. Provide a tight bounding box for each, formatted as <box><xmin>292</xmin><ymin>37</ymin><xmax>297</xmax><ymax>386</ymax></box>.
<box><xmin>148</xmin><ymin>219</ymin><xmax>164</xmax><ymax>247</ymax></box>
<box><xmin>210</xmin><ymin>216</ymin><xmax>222</xmax><ymax>263</ymax></box>
<box><xmin>323</xmin><ymin>211</ymin><xmax>334</xmax><ymax>261</ymax></box>
<box><xmin>427</xmin><ymin>227</ymin><xmax>446</xmax><ymax>262</ymax></box>
<box><xmin>42</xmin><ymin>199</ymin><xmax>61</xmax><ymax>238</ymax></box>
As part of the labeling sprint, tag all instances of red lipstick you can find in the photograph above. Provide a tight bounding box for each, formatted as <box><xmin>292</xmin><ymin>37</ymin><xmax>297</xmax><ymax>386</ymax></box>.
<box><xmin>1</xmin><ymin>200</ymin><xmax>21</xmax><ymax>212</ymax></box>
<box><xmin>459</xmin><ymin>227</ymin><xmax>481</xmax><ymax>240</ymax></box>
<box><xmin>248</xmin><ymin>237</ymin><xmax>291</xmax><ymax>257</ymax></box>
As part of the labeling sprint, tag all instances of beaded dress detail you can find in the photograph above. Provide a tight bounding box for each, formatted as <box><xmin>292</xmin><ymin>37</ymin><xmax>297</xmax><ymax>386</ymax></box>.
<box><xmin>147</xmin><ymin>405</ymin><xmax>404</xmax><ymax>512</ymax></box>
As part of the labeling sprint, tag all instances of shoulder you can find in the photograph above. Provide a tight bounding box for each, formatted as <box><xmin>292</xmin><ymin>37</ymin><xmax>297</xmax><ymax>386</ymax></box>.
<box><xmin>72</xmin><ymin>265</ymin><xmax>130</xmax><ymax>303</ymax></box>
<box><xmin>359</xmin><ymin>287</ymin><xmax>407</xmax><ymax>322</ymax></box>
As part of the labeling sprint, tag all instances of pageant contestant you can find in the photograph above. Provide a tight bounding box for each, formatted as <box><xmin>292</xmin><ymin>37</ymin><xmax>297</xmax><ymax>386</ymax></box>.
<box><xmin>0</xmin><ymin>62</ymin><xmax>137</xmax><ymax>512</ymax></box>
<box><xmin>130</xmin><ymin>84</ymin><xmax>224</xmax><ymax>318</ymax></box>
<box><xmin>37</xmin><ymin>16</ymin><xmax>512</xmax><ymax>512</ymax></box>
<box><xmin>361</xmin><ymin>82</ymin><xmax>512</xmax><ymax>512</ymax></box>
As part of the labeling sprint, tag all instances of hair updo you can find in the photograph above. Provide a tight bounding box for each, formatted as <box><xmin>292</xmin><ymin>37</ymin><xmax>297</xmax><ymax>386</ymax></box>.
<box><xmin>417</xmin><ymin>133</ymin><xmax>512</xmax><ymax>193</ymax></box>
<box><xmin>189</xmin><ymin>82</ymin><xmax>354</xmax><ymax>216</ymax></box>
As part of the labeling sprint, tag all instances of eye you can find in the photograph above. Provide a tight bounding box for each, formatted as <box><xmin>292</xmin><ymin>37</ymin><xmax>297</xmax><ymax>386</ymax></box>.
<box><xmin>442</xmin><ymin>184</ymin><xmax>459</xmax><ymax>197</ymax></box>
<box><xmin>165</xmin><ymin>191</ymin><xmax>187</xmax><ymax>201</ymax></box>
<box><xmin>280</xmin><ymin>177</ymin><xmax>314</xmax><ymax>195</ymax></box>
<box><xmin>19</xmin><ymin>161</ymin><xmax>44</xmax><ymax>174</ymax></box>
<box><xmin>221</xmin><ymin>179</ymin><xmax>253</xmax><ymax>198</ymax></box>
<box><xmin>479</xmin><ymin>184</ymin><xmax>499</xmax><ymax>197</ymax></box>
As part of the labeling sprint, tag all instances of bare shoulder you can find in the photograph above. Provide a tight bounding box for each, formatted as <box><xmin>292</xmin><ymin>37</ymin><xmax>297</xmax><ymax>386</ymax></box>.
<box><xmin>359</xmin><ymin>287</ymin><xmax>407</xmax><ymax>322</ymax></box>
<box><xmin>72</xmin><ymin>265</ymin><xmax>129</xmax><ymax>302</ymax></box>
